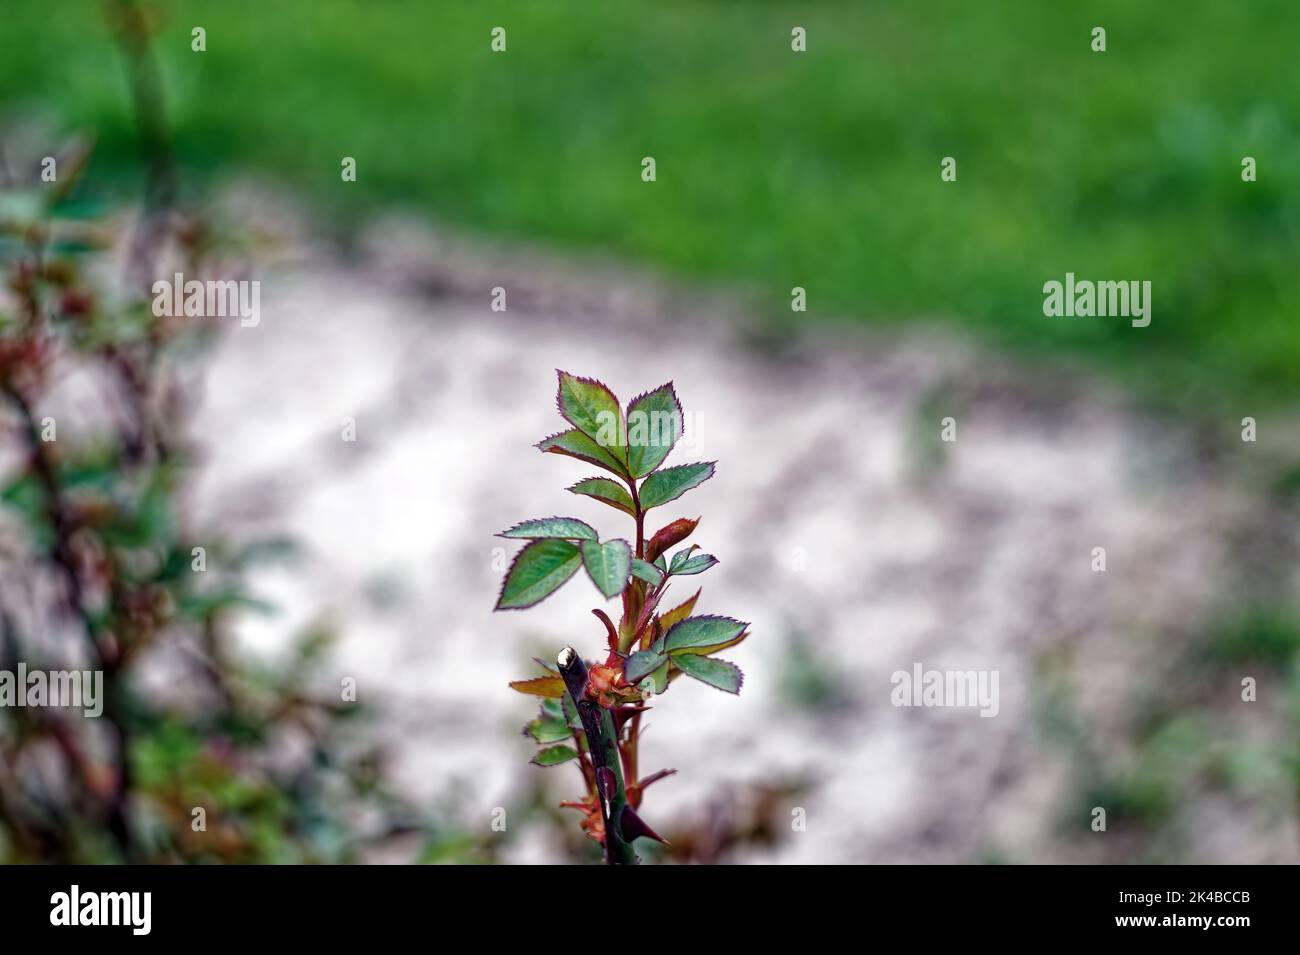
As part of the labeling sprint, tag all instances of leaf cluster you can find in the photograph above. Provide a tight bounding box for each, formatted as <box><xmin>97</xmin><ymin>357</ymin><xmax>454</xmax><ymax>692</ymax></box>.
<box><xmin>495</xmin><ymin>373</ymin><xmax>750</xmax><ymax>858</ymax></box>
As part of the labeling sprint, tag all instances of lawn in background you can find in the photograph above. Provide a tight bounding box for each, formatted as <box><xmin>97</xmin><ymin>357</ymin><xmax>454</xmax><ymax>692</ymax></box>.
<box><xmin>2</xmin><ymin>0</ymin><xmax>1298</xmax><ymax>407</ymax></box>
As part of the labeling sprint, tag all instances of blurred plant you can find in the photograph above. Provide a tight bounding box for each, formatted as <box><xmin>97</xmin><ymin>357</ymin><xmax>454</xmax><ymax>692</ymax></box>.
<box><xmin>1034</xmin><ymin>603</ymin><xmax>1300</xmax><ymax>863</ymax></box>
<box><xmin>494</xmin><ymin>371</ymin><xmax>749</xmax><ymax>864</ymax></box>
<box><xmin>0</xmin><ymin>141</ymin><xmax>418</xmax><ymax>862</ymax></box>
<box><xmin>0</xmin><ymin>2</ymin><xmax>415</xmax><ymax>863</ymax></box>
<box><xmin>777</xmin><ymin>625</ymin><xmax>850</xmax><ymax>716</ymax></box>
<box><xmin>655</xmin><ymin>780</ymin><xmax>809</xmax><ymax>865</ymax></box>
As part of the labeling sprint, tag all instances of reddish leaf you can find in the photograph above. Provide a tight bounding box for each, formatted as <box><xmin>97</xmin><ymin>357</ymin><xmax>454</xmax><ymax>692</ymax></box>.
<box><xmin>509</xmin><ymin>676</ymin><xmax>566</xmax><ymax>699</ymax></box>
<box><xmin>645</xmin><ymin>516</ymin><xmax>699</xmax><ymax>563</ymax></box>
<box><xmin>657</xmin><ymin>588</ymin><xmax>701</xmax><ymax>632</ymax></box>
<box><xmin>592</xmin><ymin>608</ymin><xmax>619</xmax><ymax>651</ymax></box>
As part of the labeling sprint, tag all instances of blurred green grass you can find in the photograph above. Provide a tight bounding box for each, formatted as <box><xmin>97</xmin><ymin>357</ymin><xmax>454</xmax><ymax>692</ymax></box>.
<box><xmin>3</xmin><ymin>0</ymin><xmax>1298</xmax><ymax>406</ymax></box>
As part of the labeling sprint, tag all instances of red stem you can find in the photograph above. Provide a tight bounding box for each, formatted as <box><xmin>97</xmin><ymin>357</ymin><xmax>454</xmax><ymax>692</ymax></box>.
<box><xmin>630</xmin><ymin>480</ymin><xmax>644</xmax><ymax>558</ymax></box>
<box><xmin>621</xmin><ymin>473</ymin><xmax>648</xmax><ymax>812</ymax></box>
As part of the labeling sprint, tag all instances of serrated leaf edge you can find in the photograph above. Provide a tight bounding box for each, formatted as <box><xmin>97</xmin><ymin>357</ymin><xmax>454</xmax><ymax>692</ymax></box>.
<box><xmin>672</xmin><ymin>654</ymin><xmax>744</xmax><ymax>694</ymax></box>
<box><xmin>640</xmin><ymin>461</ymin><xmax>717</xmax><ymax>509</ymax></box>
<box><xmin>555</xmin><ymin>370</ymin><xmax>626</xmax><ymax>456</ymax></box>
<box><xmin>662</xmin><ymin>613</ymin><xmax>749</xmax><ymax>651</ymax></box>
<box><xmin>624</xmin><ymin>381</ymin><xmax>684</xmax><ymax>477</ymax></box>
<box><xmin>496</xmin><ymin>516</ymin><xmax>599</xmax><ymax>540</ymax></box>
<box><xmin>567</xmin><ymin>476</ymin><xmax>636</xmax><ymax>515</ymax></box>
<box><xmin>580</xmin><ymin>538</ymin><xmax>633</xmax><ymax>599</ymax></box>
<box><xmin>493</xmin><ymin>539</ymin><xmax>582</xmax><ymax>611</ymax></box>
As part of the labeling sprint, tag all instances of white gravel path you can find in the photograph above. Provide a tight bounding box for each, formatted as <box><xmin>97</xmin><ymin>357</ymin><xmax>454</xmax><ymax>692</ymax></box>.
<box><xmin>185</xmin><ymin>199</ymin><xmax>1297</xmax><ymax>864</ymax></box>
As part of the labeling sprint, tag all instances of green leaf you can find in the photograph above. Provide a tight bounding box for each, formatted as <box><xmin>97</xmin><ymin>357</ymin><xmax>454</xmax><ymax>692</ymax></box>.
<box><xmin>671</xmin><ymin>553</ymin><xmax>717</xmax><ymax>576</ymax></box>
<box><xmin>531</xmin><ymin>744</ymin><xmax>580</xmax><ymax>767</ymax></box>
<box><xmin>631</xmin><ymin>558</ymin><xmax>665</xmax><ymax>586</ymax></box>
<box><xmin>495</xmin><ymin>540</ymin><xmax>582</xmax><ymax>610</ymax></box>
<box><xmin>176</xmin><ymin>591</ymin><xmax>276</xmax><ymax>621</ymax></box>
<box><xmin>672</xmin><ymin>629</ymin><xmax>748</xmax><ymax>657</ymax></box>
<box><xmin>0</xmin><ymin>191</ymin><xmax>44</xmax><ymax>230</ymax></box>
<box><xmin>672</xmin><ymin>654</ymin><xmax>743</xmax><ymax>694</ymax></box>
<box><xmin>525</xmin><ymin>714</ymin><xmax>571</xmax><ymax>744</ymax></box>
<box><xmin>0</xmin><ymin>473</ymin><xmax>52</xmax><ymax>550</ymax></box>
<box><xmin>625</xmin><ymin>648</ymin><xmax>667</xmax><ymax>683</ymax></box>
<box><xmin>560</xmin><ymin>692</ymin><xmax>581</xmax><ymax>728</ymax></box>
<box><xmin>580</xmin><ymin>539</ymin><xmax>633</xmax><ymax>598</ymax></box>
<box><xmin>537</xmin><ymin>429</ymin><xmax>629</xmax><ymax>478</ymax></box>
<box><xmin>638</xmin><ymin>462</ymin><xmax>715</xmax><ymax>510</ymax></box>
<box><xmin>556</xmin><ymin>371</ymin><xmax>625</xmax><ymax>460</ymax></box>
<box><xmin>626</xmin><ymin>382</ymin><xmax>683</xmax><ymax>478</ymax></box>
<box><xmin>664</xmin><ymin>614</ymin><xmax>747</xmax><ymax>653</ymax></box>
<box><xmin>498</xmin><ymin>516</ymin><xmax>598</xmax><ymax>541</ymax></box>
<box><xmin>568</xmin><ymin>477</ymin><xmax>635</xmax><ymax>515</ymax></box>
<box><xmin>649</xmin><ymin>658</ymin><xmax>671</xmax><ymax>694</ymax></box>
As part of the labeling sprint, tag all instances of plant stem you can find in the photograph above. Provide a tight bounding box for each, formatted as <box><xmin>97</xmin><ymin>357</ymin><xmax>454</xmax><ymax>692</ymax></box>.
<box><xmin>558</xmin><ymin>647</ymin><xmax>637</xmax><ymax>865</ymax></box>
<box><xmin>629</xmin><ymin>479</ymin><xmax>644</xmax><ymax>558</ymax></box>
<box><xmin>621</xmin><ymin>474</ymin><xmax>647</xmax><ymax>813</ymax></box>
<box><xmin>3</xmin><ymin>385</ymin><xmax>137</xmax><ymax>861</ymax></box>
<box><xmin>104</xmin><ymin>0</ymin><xmax>179</xmax><ymax>295</ymax></box>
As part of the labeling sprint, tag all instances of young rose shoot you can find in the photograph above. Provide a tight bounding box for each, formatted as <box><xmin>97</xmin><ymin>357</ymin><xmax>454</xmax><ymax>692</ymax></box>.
<box><xmin>493</xmin><ymin>371</ymin><xmax>749</xmax><ymax>864</ymax></box>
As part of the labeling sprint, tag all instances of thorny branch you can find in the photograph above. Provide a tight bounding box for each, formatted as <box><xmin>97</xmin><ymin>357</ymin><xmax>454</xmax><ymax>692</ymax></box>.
<box><xmin>557</xmin><ymin>647</ymin><xmax>637</xmax><ymax>865</ymax></box>
<box><xmin>499</xmin><ymin>374</ymin><xmax>744</xmax><ymax>863</ymax></box>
